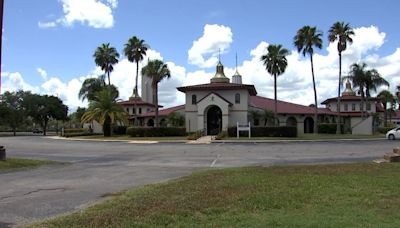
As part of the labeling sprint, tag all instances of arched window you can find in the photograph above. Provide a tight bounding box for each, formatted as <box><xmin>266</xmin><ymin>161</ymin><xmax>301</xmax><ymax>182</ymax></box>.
<box><xmin>192</xmin><ymin>94</ymin><xmax>197</xmax><ymax>104</ymax></box>
<box><xmin>235</xmin><ymin>93</ymin><xmax>240</xmax><ymax>104</ymax></box>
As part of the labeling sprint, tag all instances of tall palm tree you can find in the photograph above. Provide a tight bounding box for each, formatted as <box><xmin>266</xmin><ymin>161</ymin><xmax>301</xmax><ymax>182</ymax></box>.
<box><xmin>378</xmin><ymin>90</ymin><xmax>395</xmax><ymax>126</ymax></box>
<box><xmin>260</xmin><ymin>44</ymin><xmax>289</xmax><ymax>126</ymax></box>
<box><xmin>141</xmin><ymin>59</ymin><xmax>171</xmax><ymax>127</ymax></box>
<box><xmin>124</xmin><ymin>36</ymin><xmax>149</xmax><ymax>98</ymax></box>
<box><xmin>93</xmin><ymin>43</ymin><xmax>119</xmax><ymax>85</ymax></box>
<box><xmin>81</xmin><ymin>88</ymin><xmax>128</xmax><ymax>137</ymax></box>
<box><xmin>328</xmin><ymin>21</ymin><xmax>354</xmax><ymax>134</ymax></box>
<box><xmin>78</xmin><ymin>75</ymin><xmax>106</xmax><ymax>102</ymax></box>
<box><xmin>294</xmin><ymin>26</ymin><xmax>323</xmax><ymax>133</ymax></box>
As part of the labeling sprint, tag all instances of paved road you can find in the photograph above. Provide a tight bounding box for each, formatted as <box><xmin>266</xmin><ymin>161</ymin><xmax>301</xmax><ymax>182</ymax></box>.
<box><xmin>0</xmin><ymin>136</ymin><xmax>398</xmax><ymax>227</ymax></box>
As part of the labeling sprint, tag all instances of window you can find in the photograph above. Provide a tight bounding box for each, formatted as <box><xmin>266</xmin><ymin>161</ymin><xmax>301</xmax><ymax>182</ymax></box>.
<box><xmin>352</xmin><ymin>104</ymin><xmax>356</xmax><ymax>111</ymax></box>
<box><xmin>126</xmin><ymin>108</ymin><xmax>129</xmax><ymax>114</ymax></box>
<box><xmin>344</xmin><ymin>104</ymin><xmax>348</xmax><ymax>111</ymax></box>
<box><xmin>235</xmin><ymin>93</ymin><xmax>240</xmax><ymax>104</ymax></box>
<box><xmin>133</xmin><ymin>108</ymin><xmax>136</xmax><ymax>114</ymax></box>
<box><xmin>139</xmin><ymin>108</ymin><xmax>142</xmax><ymax>114</ymax></box>
<box><xmin>366</xmin><ymin>103</ymin><xmax>371</xmax><ymax>111</ymax></box>
<box><xmin>192</xmin><ymin>94</ymin><xmax>197</xmax><ymax>104</ymax></box>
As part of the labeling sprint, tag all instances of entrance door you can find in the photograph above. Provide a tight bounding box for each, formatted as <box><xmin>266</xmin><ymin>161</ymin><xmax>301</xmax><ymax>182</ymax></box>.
<box><xmin>207</xmin><ymin>105</ymin><xmax>222</xmax><ymax>135</ymax></box>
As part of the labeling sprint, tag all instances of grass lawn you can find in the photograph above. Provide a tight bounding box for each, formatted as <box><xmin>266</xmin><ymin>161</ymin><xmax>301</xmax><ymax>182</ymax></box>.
<box><xmin>0</xmin><ymin>158</ymin><xmax>60</xmax><ymax>171</ymax></box>
<box><xmin>32</xmin><ymin>163</ymin><xmax>400</xmax><ymax>227</ymax></box>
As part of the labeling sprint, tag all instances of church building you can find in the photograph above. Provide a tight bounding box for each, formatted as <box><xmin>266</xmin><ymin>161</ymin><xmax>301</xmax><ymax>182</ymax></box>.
<box><xmin>116</xmin><ymin>61</ymin><xmax>384</xmax><ymax>135</ymax></box>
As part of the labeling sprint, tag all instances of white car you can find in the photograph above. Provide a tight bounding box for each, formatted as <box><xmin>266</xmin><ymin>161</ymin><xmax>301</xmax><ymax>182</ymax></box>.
<box><xmin>386</xmin><ymin>127</ymin><xmax>400</xmax><ymax>140</ymax></box>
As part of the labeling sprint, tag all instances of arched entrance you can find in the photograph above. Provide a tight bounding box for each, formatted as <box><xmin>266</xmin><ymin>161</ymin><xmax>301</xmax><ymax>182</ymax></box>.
<box><xmin>206</xmin><ymin>105</ymin><xmax>222</xmax><ymax>135</ymax></box>
<box><xmin>304</xmin><ymin>117</ymin><xmax>314</xmax><ymax>133</ymax></box>
<box><xmin>286</xmin><ymin>117</ymin><xmax>297</xmax><ymax>127</ymax></box>
<box><xmin>147</xmin><ymin>119</ymin><xmax>154</xmax><ymax>127</ymax></box>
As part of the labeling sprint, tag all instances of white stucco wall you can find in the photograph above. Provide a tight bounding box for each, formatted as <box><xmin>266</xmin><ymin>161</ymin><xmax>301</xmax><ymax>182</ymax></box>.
<box><xmin>351</xmin><ymin>116</ymin><xmax>373</xmax><ymax>135</ymax></box>
<box><xmin>184</xmin><ymin>89</ymin><xmax>250</xmax><ymax>133</ymax></box>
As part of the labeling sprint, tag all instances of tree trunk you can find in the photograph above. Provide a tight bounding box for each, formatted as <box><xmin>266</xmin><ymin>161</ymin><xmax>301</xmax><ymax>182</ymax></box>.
<box><xmin>383</xmin><ymin>103</ymin><xmax>388</xmax><ymax>127</ymax></box>
<box><xmin>274</xmin><ymin>74</ymin><xmax>278</xmax><ymax>127</ymax></box>
<box><xmin>103</xmin><ymin>116</ymin><xmax>111</xmax><ymax>137</ymax></box>
<box><xmin>135</xmin><ymin>61</ymin><xmax>139</xmax><ymax>98</ymax></box>
<box><xmin>13</xmin><ymin>127</ymin><xmax>16</xmax><ymax>136</ymax></box>
<box><xmin>107</xmin><ymin>71</ymin><xmax>111</xmax><ymax>86</ymax></box>
<box><xmin>43</xmin><ymin>119</ymin><xmax>48</xmax><ymax>136</ymax></box>
<box><xmin>310</xmin><ymin>54</ymin><xmax>318</xmax><ymax>134</ymax></box>
<box><xmin>154</xmin><ymin>85</ymin><xmax>158</xmax><ymax>127</ymax></box>
<box><xmin>336</xmin><ymin>52</ymin><xmax>342</xmax><ymax>134</ymax></box>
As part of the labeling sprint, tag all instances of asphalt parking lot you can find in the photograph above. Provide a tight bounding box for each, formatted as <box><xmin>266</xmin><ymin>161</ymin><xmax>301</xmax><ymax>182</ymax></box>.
<box><xmin>0</xmin><ymin>136</ymin><xmax>398</xmax><ymax>227</ymax></box>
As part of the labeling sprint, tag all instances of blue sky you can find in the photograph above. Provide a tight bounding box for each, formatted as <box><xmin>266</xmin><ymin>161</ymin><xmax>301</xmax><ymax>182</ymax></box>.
<box><xmin>2</xmin><ymin>0</ymin><xmax>400</xmax><ymax>111</ymax></box>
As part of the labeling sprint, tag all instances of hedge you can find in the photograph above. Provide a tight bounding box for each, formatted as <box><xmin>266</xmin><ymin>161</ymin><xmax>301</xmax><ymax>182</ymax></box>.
<box><xmin>378</xmin><ymin>127</ymin><xmax>395</xmax><ymax>134</ymax></box>
<box><xmin>318</xmin><ymin>123</ymin><xmax>344</xmax><ymax>134</ymax></box>
<box><xmin>63</xmin><ymin>128</ymin><xmax>91</xmax><ymax>137</ymax></box>
<box><xmin>228</xmin><ymin>126</ymin><xmax>297</xmax><ymax>137</ymax></box>
<box><xmin>113</xmin><ymin>126</ymin><xmax>127</xmax><ymax>135</ymax></box>
<box><xmin>126</xmin><ymin>127</ymin><xmax>187</xmax><ymax>137</ymax></box>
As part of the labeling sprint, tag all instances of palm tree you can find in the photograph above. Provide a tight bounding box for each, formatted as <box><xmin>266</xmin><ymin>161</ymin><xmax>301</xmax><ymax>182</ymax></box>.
<box><xmin>344</xmin><ymin>63</ymin><xmax>388</xmax><ymax>118</ymax></box>
<box><xmin>364</xmin><ymin>69</ymin><xmax>389</xmax><ymax>97</ymax></box>
<box><xmin>328</xmin><ymin>21</ymin><xmax>355</xmax><ymax>134</ymax></box>
<box><xmin>378</xmin><ymin>90</ymin><xmax>395</xmax><ymax>126</ymax></box>
<box><xmin>78</xmin><ymin>75</ymin><xmax>106</xmax><ymax>102</ymax></box>
<box><xmin>81</xmin><ymin>88</ymin><xmax>128</xmax><ymax>137</ymax></box>
<box><xmin>123</xmin><ymin>36</ymin><xmax>149</xmax><ymax>98</ymax></box>
<box><xmin>141</xmin><ymin>59</ymin><xmax>171</xmax><ymax>127</ymax></box>
<box><xmin>294</xmin><ymin>26</ymin><xmax>323</xmax><ymax>133</ymax></box>
<box><xmin>93</xmin><ymin>43</ymin><xmax>119</xmax><ymax>85</ymax></box>
<box><xmin>260</xmin><ymin>44</ymin><xmax>289</xmax><ymax>126</ymax></box>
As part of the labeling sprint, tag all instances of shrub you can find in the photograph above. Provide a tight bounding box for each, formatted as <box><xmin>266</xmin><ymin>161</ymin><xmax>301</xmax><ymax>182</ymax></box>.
<box><xmin>63</xmin><ymin>128</ymin><xmax>91</xmax><ymax>137</ymax></box>
<box><xmin>228</xmin><ymin>126</ymin><xmax>297</xmax><ymax>137</ymax></box>
<box><xmin>187</xmin><ymin>130</ymin><xmax>204</xmax><ymax>140</ymax></box>
<box><xmin>126</xmin><ymin>127</ymin><xmax>187</xmax><ymax>137</ymax></box>
<box><xmin>378</xmin><ymin>127</ymin><xmax>394</xmax><ymax>134</ymax></box>
<box><xmin>113</xmin><ymin>126</ymin><xmax>127</xmax><ymax>135</ymax></box>
<box><xmin>215</xmin><ymin>131</ymin><xmax>228</xmax><ymax>140</ymax></box>
<box><xmin>318</xmin><ymin>123</ymin><xmax>344</xmax><ymax>134</ymax></box>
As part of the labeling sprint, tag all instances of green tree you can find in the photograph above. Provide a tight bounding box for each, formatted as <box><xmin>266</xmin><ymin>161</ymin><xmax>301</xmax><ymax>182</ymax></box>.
<box><xmin>23</xmin><ymin>94</ymin><xmax>68</xmax><ymax>136</ymax></box>
<box><xmin>378</xmin><ymin>90</ymin><xmax>395</xmax><ymax>126</ymax></box>
<box><xmin>294</xmin><ymin>26</ymin><xmax>323</xmax><ymax>133</ymax></box>
<box><xmin>141</xmin><ymin>59</ymin><xmax>171</xmax><ymax>127</ymax></box>
<box><xmin>260</xmin><ymin>44</ymin><xmax>289</xmax><ymax>125</ymax></box>
<box><xmin>328</xmin><ymin>21</ymin><xmax>354</xmax><ymax>134</ymax></box>
<box><xmin>81</xmin><ymin>88</ymin><xmax>128</xmax><ymax>137</ymax></box>
<box><xmin>344</xmin><ymin>63</ymin><xmax>388</xmax><ymax>118</ymax></box>
<box><xmin>93</xmin><ymin>43</ymin><xmax>120</xmax><ymax>86</ymax></box>
<box><xmin>0</xmin><ymin>91</ymin><xmax>27</xmax><ymax>136</ymax></box>
<box><xmin>166</xmin><ymin>112</ymin><xmax>185</xmax><ymax>127</ymax></box>
<box><xmin>78</xmin><ymin>75</ymin><xmax>106</xmax><ymax>102</ymax></box>
<box><xmin>124</xmin><ymin>36</ymin><xmax>149</xmax><ymax>98</ymax></box>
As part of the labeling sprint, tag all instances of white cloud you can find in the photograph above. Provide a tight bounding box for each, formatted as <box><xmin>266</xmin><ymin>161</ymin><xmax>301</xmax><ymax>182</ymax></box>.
<box><xmin>37</xmin><ymin>68</ymin><xmax>48</xmax><ymax>80</ymax></box>
<box><xmin>39</xmin><ymin>0</ymin><xmax>117</xmax><ymax>29</ymax></box>
<box><xmin>1</xmin><ymin>72</ymin><xmax>38</xmax><ymax>92</ymax></box>
<box><xmin>4</xmin><ymin>25</ymin><xmax>400</xmax><ymax>113</ymax></box>
<box><xmin>188</xmin><ymin>24</ymin><xmax>233</xmax><ymax>68</ymax></box>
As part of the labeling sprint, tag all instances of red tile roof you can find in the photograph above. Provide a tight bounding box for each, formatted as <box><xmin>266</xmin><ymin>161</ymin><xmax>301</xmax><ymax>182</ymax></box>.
<box><xmin>141</xmin><ymin>105</ymin><xmax>185</xmax><ymax>117</ymax></box>
<box><xmin>321</xmin><ymin>95</ymin><xmax>380</xmax><ymax>104</ymax></box>
<box><xmin>117</xmin><ymin>97</ymin><xmax>162</xmax><ymax>108</ymax></box>
<box><xmin>177</xmin><ymin>82</ymin><xmax>257</xmax><ymax>96</ymax></box>
<box><xmin>250</xmin><ymin>96</ymin><xmax>336</xmax><ymax>115</ymax></box>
